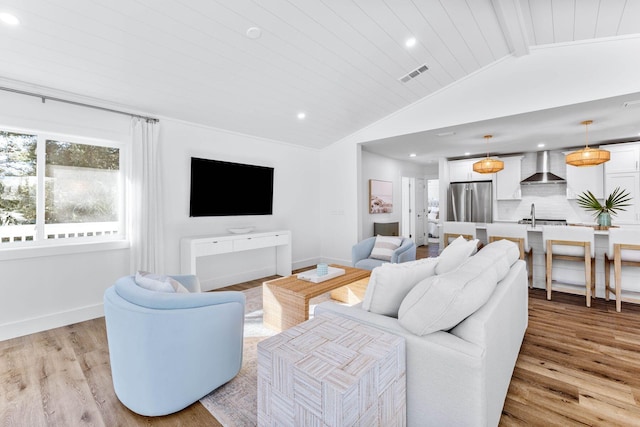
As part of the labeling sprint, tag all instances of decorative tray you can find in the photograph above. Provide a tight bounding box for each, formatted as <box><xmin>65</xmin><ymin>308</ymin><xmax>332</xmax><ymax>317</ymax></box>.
<box><xmin>228</xmin><ymin>227</ymin><xmax>254</xmax><ymax>234</ymax></box>
<box><xmin>297</xmin><ymin>266</ymin><xmax>346</xmax><ymax>283</ymax></box>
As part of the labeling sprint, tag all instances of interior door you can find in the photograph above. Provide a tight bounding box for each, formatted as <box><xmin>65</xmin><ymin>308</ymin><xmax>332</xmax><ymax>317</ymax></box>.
<box><xmin>415</xmin><ymin>178</ymin><xmax>426</xmax><ymax>246</ymax></box>
<box><xmin>401</xmin><ymin>177</ymin><xmax>415</xmax><ymax>241</ymax></box>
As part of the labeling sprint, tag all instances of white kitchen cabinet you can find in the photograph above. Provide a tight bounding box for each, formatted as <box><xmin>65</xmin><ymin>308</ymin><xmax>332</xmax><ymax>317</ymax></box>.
<box><xmin>496</xmin><ymin>156</ymin><xmax>522</xmax><ymax>200</ymax></box>
<box><xmin>605</xmin><ymin>143</ymin><xmax>640</xmax><ymax>174</ymax></box>
<box><xmin>603</xmin><ymin>142</ymin><xmax>640</xmax><ymax>223</ymax></box>
<box><xmin>565</xmin><ymin>162</ymin><xmax>604</xmax><ymax>199</ymax></box>
<box><xmin>605</xmin><ymin>172</ymin><xmax>640</xmax><ymax>223</ymax></box>
<box><xmin>449</xmin><ymin>158</ymin><xmax>491</xmax><ymax>182</ymax></box>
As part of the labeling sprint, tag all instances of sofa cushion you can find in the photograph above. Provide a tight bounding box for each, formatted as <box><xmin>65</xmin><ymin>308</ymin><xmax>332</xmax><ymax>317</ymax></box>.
<box><xmin>369</xmin><ymin>235</ymin><xmax>403</xmax><ymax>261</ymax></box>
<box><xmin>398</xmin><ymin>239</ymin><xmax>520</xmax><ymax>335</ymax></box>
<box><xmin>362</xmin><ymin>257</ymin><xmax>439</xmax><ymax>317</ymax></box>
<box><xmin>135</xmin><ymin>271</ymin><xmax>190</xmax><ymax>293</ymax></box>
<box><xmin>435</xmin><ymin>235</ymin><xmax>479</xmax><ymax>275</ymax></box>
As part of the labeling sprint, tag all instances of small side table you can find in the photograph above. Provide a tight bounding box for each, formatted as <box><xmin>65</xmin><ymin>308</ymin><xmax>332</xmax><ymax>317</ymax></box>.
<box><xmin>257</xmin><ymin>312</ymin><xmax>406</xmax><ymax>426</ymax></box>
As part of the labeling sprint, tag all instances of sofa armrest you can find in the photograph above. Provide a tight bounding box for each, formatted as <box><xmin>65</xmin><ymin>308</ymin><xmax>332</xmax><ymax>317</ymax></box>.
<box><xmin>351</xmin><ymin>237</ymin><xmax>376</xmax><ymax>266</ymax></box>
<box><xmin>393</xmin><ymin>239</ymin><xmax>416</xmax><ymax>263</ymax></box>
<box><xmin>314</xmin><ymin>301</ymin><xmax>488</xmax><ymax>426</ymax></box>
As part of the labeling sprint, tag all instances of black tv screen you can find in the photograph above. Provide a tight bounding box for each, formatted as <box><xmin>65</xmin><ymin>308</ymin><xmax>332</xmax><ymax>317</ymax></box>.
<box><xmin>189</xmin><ymin>157</ymin><xmax>274</xmax><ymax>216</ymax></box>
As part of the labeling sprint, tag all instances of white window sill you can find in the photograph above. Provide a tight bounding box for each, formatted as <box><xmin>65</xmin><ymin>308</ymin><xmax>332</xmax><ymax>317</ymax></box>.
<box><xmin>0</xmin><ymin>239</ymin><xmax>130</xmax><ymax>261</ymax></box>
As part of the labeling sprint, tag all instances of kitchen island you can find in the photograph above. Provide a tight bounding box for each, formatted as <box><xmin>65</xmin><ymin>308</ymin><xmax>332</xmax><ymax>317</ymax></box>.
<box><xmin>473</xmin><ymin>223</ymin><xmax>640</xmax><ymax>300</ymax></box>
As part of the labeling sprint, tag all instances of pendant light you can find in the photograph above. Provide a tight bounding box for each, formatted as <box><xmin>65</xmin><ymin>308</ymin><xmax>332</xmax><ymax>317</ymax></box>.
<box><xmin>473</xmin><ymin>135</ymin><xmax>504</xmax><ymax>173</ymax></box>
<box><xmin>565</xmin><ymin>120</ymin><xmax>610</xmax><ymax>167</ymax></box>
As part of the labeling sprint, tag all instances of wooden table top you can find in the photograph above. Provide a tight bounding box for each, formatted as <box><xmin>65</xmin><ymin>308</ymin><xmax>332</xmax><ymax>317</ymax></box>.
<box><xmin>263</xmin><ymin>264</ymin><xmax>371</xmax><ymax>299</ymax></box>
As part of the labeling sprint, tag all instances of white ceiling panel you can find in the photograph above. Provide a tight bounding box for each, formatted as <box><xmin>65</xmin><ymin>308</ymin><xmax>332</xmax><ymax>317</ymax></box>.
<box><xmin>0</xmin><ymin>0</ymin><xmax>638</xmax><ymax>154</ymax></box>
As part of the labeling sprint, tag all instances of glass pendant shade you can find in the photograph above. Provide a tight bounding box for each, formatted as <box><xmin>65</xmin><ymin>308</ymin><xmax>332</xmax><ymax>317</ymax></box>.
<box><xmin>566</xmin><ymin>120</ymin><xmax>610</xmax><ymax>167</ymax></box>
<box><xmin>473</xmin><ymin>134</ymin><xmax>503</xmax><ymax>173</ymax></box>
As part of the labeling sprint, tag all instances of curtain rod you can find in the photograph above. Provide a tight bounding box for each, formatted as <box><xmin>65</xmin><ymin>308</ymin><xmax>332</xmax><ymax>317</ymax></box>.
<box><xmin>0</xmin><ymin>86</ymin><xmax>159</xmax><ymax>123</ymax></box>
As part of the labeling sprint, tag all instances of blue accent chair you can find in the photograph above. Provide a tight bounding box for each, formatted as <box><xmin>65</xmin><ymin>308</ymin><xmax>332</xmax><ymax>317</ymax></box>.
<box><xmin>103</xmin><ymin>274</ymin><xmax>245</xmax><ymax>416</ymax></box>
<box><xmin>352</xmin><ymin>236</ymin><xmax>417</xmax><ymax>270</ymax></box>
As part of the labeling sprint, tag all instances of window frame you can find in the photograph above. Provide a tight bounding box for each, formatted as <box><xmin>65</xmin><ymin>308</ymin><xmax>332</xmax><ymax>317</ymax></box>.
<box><xmin>0</xmin><ymin>125</ymin><xmax>130</xmax><ymax>259</ymax></box>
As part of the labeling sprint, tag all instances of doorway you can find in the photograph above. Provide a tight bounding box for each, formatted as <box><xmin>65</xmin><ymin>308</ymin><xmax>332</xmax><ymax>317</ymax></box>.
<box><xmin>401</xmin><ymin>177</ymin><xmax>427</xmax><ymax>246</ymax></box>
<box><xmin>427</xmin><ymin>179</ymin><xmax>440</xmax><ymax>244</ymax></box>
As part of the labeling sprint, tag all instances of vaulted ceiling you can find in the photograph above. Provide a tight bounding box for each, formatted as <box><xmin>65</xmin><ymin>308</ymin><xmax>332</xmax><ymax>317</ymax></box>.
<box><xmin>0</xmin><ymin>0</ymin><xmax>639</xmax><ymax>158</ymax></box>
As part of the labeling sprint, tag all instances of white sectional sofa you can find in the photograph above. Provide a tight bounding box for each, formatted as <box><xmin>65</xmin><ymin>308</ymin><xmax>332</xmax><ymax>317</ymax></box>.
<box><xmin>315</xmin><ymin>238</ymin><xmax>529</xmax><ymax>427</ymax></box>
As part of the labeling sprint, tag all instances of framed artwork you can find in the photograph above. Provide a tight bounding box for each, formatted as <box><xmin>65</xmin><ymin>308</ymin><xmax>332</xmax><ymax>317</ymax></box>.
<box><xmin>369</xmin><ymin>179</ymin><xmax>393</xmax><ymax>213</ymax></box>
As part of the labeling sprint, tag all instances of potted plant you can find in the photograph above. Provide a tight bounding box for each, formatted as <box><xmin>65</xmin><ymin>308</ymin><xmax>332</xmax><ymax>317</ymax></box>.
<box><xmin>576</xmin><ymin>186</ymin><xmax>632</xmax><ymax>228</ymax></box>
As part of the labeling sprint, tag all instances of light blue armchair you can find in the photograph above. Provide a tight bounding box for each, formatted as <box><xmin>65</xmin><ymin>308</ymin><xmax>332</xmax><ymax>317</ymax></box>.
<box><xmin>352</xmin><ymin>236</ymin><xmax>416</xmax><ymax>270</ymax></box>
<box><xmin>103</xmin><ymin>274</ymin><xmax>245</xmax><ymax>416</ymax></box>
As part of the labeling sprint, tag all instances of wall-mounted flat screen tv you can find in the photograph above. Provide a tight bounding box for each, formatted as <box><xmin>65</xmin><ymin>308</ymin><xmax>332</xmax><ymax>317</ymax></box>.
<box><xmin>189</xmin><ymin>157</ymin><xmax>274</xmax><ymax>217</ymax></box>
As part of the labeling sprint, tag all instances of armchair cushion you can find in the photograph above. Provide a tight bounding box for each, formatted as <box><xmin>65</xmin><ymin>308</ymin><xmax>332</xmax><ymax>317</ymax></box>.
<box><xmin>135</xmin><ymin>271</ymin><xmax>190</xmax><ymax>293</ymax></box>
<box><xmin>352</xmin><ymin>236</ymin><xmax>417</xmax><ymax>270</ymax></box>
<box><xmin>362</xmin><ymin>257</ymin><xmax>438</xmax><ymax>317</ymax></box>
<box><xmin>369</xmin><ymin>235</ymin><xmax>403</xmax><ymax>261</ymax></box>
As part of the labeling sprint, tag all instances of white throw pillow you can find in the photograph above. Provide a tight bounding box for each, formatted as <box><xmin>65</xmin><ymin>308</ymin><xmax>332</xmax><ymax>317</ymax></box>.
<box><xmin>362</xmin><ymin>257</ymin><xmax>439</xmax><ymax>317</ymax></box>
<box><xmin>435</xmin><ymin>236</ymin><xmax>479</xmax><ymax>275</ymax></box>
<box><xmin>369</xmin><ymin>235</ymin><xmax>403</xmax><ymax>261</ymax></box>
<box><xmin>397</xmin><ymin>239</ymin><xmax>521</xmax><ymax>336</ymax></box>
<box><xmin>135</xmin><ymin>271</ymin><xmax>190</xmax><ymax>293</ymax></box>
<box><xmin>398</xmin><ymin>257</ymin><xmax>498</xmax><ymax>335</ymax></box>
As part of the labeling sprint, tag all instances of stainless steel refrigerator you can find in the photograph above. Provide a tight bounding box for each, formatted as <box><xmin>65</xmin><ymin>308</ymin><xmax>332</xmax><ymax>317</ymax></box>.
<box><xmin>447</xmin><ymin>181</ymin><xmax>493</xmax><ymax>223</ymax></box>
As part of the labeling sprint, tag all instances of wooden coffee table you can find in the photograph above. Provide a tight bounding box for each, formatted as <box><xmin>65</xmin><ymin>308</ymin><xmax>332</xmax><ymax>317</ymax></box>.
<box><xmin>262</xmin><ymin>264</ymin><xmax>371</xmax><ymax>332</ymax></box>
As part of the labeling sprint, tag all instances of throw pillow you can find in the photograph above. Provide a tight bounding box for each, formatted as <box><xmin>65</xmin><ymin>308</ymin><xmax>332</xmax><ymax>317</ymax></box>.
<box><xmin>434</xmin><ymin>235</ymin><xmax>479</xmax><ymax>275</ymax></box>
<box><xmin>369</xmin><ymin>235</ymin><xmax>403</xmax><ymax>262</ymax></box>
<box><xmin>397</xmin><ymin>239</ymin><xmax>521</xmax><ymax>336</ymax></box>
<box><xmin>362</xmin><ymin>257</ymin><xmax>439</xmax><ymax>317</ymax></box>
<box><xmin>135</xmin><ymin>271</ymin><xmax>190</xmax><ymax>293</ymax></box>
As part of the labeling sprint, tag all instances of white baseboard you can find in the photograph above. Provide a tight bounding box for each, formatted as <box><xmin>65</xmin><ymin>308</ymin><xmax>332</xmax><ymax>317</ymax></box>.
<box><xmin>0</xmin><ymin>303</ymin><xmax>104</xmax><ymax>342</ymax></box>
<box><xmin>293</xmin><ymin>257</ymin><xmax>351</xmax><ymax>270</ymax></box>
<box><xmin>0</xmin><ymin>258</ymin><xmax>355</xmax><ymax>341</ymax></box>
<box><xmin>200</xmin><ymin>266</ymin><xmax>278</xmax><ymax>291</ymax></box>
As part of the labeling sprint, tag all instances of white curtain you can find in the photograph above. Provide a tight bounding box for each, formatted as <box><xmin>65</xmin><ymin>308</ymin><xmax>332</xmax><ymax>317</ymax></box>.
<box><xmin>130</xmin><ymin>118</ymin><xmax>164</xmax><ymax>273</ymax></box>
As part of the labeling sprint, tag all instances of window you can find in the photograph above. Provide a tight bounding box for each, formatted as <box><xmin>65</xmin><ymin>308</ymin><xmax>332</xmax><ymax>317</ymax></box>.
<box><xmin>0</xmin><ymin>128</ymin><xmax>124</xmax><ymax>246</ymax></box>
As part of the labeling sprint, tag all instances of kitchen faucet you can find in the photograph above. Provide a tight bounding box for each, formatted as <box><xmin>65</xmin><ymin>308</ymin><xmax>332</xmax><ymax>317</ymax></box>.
<box><xmin>530</xmin><ymin>203</ymin><xmax>536</xmax><ymax>228</ymax></box>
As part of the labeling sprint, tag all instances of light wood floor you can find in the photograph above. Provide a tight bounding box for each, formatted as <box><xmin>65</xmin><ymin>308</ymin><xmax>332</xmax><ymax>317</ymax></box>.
<box><xmin>3</xmin><ymin>250</ymin><xmax>640</xmax><ymax>425</ymax></box>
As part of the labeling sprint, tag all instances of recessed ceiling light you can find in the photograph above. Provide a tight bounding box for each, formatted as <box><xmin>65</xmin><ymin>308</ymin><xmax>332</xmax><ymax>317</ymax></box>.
<box><xmin>464</xmin><ymin>152</ymin><xmax>471</xmax><ymax>156</ymax></box>
<box><xmin>537</xmin><ymin>143</ymin><xmax>545</xmax><ymax>148</ymax></box>
<box><xmin>246</xmin><ymin>27</ymin><xmax>262</xmax><ymax>39</ymax></box>
<box><xmin>0</xmin><ymin>12</ymin><xmax>19</xmax><ymax>26</ymax></box>
<box><xmin>409</xmin><ymin>153</ymin><xmax>416</xmax><ymax>158</ymax></box>
<box><xmin>297</xmin><ymin>112</ymin><xmax>306</xmax><ymax>120</ymax></box>
<box><xmin>405</xmin><ymin>37</ymin><xmax>416</xmax><ymax>48</ymax></box>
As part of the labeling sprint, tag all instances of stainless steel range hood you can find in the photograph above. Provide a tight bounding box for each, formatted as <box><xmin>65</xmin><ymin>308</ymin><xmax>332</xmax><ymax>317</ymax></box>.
<box><xmin>520</xmin><ymin>151</ymin><xmax>566</xmax><ymax>185</ymax></box>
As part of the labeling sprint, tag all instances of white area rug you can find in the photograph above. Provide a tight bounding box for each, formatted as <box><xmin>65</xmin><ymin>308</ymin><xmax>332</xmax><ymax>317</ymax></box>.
<box><xmin>199</xmin><ymin>286</ymin><xmax>332</xmax><ymax>426</ymax></box>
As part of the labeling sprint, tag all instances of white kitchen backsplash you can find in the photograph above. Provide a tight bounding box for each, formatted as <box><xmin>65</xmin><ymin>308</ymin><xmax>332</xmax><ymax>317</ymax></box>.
<box><xmin>495</xmin><ymin>151</ymin><xmax>596</xmax><ymax>224</ymax></box>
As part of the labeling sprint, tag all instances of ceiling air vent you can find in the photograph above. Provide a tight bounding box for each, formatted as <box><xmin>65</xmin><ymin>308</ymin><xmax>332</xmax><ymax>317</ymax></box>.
<box><xmin>399</xmin><ymin>64</ymin><xmax>429</xmax><ymax>83</ymax></box>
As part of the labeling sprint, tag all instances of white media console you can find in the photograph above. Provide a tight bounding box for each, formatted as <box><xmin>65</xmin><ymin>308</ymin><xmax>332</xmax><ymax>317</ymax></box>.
<box><xmin>180</xmin><ymin>230</ymin><xmax>292</xmax><ymax>278</ymax></box>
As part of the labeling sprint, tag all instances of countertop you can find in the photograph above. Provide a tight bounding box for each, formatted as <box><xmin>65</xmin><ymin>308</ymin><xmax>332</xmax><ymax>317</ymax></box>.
<box><xmin>474</xmin><ymin>222</ymin><xmax>613</xmax><ymax>235</ymax></box>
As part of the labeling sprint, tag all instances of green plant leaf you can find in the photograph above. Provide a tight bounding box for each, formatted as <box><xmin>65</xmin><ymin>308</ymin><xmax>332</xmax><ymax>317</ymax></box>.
<box><xmin>577</xmin><ymin>186</ymin><xmax>632</xmax><ymax>218</ymax></box>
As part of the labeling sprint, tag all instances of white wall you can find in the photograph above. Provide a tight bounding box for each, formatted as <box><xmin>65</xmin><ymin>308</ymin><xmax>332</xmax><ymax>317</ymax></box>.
<box><xmin>360</xmin><ymin>150</ymin><xmax>428</xmax><ymax>239</ymax></box>
<box><xmin>319</xmin><ymin>37</ymin><xmax>640</xmax><ymax>266</ymax></box>
<box><xmin>159</xmin><ymin>119</ymin><xmax>322</xmax><ymax>289</ymax></box>
<box><xmin>0</xmin><ymin>90</ymin><xmax>132</xmax><ymax>341</ymax></box>
<box><xmin>0</xmin><ymin>90</ymin><xmax>323</xmax><ymax>339</ymax></box>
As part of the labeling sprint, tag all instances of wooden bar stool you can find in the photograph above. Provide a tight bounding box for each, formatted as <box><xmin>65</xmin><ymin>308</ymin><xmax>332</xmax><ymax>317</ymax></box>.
<box><xmin>442</xmin><ymin>221</ymin><xmax>476</xmax><ymax>248</ymax></box>
<box><xmin>542</xmin><ymin>226</ymin><xmax>595</xmax><ymax>307</ymax></box>
<box><xmin>605</xmin><ymin>228</ymin><xmax>640</xmax><ymax>312</ymax></box>
<box><xmin>486</xmin><ymin>223</ymin><xmax>533</xmax><ymax>288</ymax></box>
